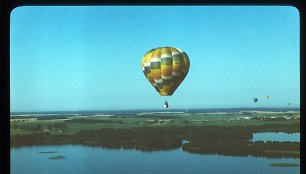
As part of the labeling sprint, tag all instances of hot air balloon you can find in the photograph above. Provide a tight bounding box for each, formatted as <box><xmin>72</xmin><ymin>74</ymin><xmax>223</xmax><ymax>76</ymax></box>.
<box><xmin>253</xmin><ymin>98</ymin><xmax>258</xmax><ymax>103</ymax></box>
<box><xmin>141</xmin><ymin>47</ymin><xmax>190</xmax><ymax>107</ymax></box>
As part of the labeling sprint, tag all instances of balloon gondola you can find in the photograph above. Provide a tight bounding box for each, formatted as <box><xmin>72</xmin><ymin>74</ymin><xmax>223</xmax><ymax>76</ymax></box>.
<box><xmin>164</xmin><ymin>100</ymin><xmax>169</xmax><ymax>108</ymax></box>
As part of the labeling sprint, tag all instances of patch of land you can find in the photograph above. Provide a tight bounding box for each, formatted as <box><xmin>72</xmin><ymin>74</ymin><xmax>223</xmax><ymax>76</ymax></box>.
<box><xmin>48</xmin><ymin>156</ymin><xmax>65</xmax><ymax>160</ymax></box>
<box><xmin>10</xmin><ymin>111</ymin><xmax>300</xmax><ymax>135</ymax></box>
<box><xmin>10</xmin><ymin>111</ymin><xmax>300</xmax><ymax>158</ymax></box>
<box><xmin>38</xmin><ymin>151</ymin><xmax>58</xmax><ymax>154</ymax></box>
<box><xmin>270</xmin><ymin>163</ymin><xmax>299</xmax><ymax>167</ymax></box>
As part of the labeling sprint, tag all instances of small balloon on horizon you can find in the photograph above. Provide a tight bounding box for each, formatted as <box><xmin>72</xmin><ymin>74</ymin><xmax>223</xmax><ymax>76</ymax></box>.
<box><xmin>253</xmin><ymin>98</ymin><xmax>258</xmax><ymax>103</ymax></box>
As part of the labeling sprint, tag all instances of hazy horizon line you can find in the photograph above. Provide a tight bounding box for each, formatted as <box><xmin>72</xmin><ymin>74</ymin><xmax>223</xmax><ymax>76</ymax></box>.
<box><xmin>10</xmin><ymin>107</ymin><xmax>300</xmax><ymax>114</ymax></box>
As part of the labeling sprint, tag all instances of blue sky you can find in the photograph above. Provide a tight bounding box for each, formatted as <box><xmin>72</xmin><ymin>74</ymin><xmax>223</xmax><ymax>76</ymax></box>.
<box><xmin>10</xmin><ymin>6</ymin><xmax>300</xmax><ymax>112</ymax></box>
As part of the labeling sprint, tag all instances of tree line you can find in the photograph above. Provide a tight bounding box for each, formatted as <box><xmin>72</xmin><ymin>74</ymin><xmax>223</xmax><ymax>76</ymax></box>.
<box><xmin>11</xmin><ymin>125</ymin><xmax>299</xmax><ymax>158</ymax></box>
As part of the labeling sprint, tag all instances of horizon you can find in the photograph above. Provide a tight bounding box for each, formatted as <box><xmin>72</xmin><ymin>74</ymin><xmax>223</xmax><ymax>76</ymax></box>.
<box><xmin>10</xmin><ymin>107</ymin><xmax>300</xmax><ymax>114</ymax></box>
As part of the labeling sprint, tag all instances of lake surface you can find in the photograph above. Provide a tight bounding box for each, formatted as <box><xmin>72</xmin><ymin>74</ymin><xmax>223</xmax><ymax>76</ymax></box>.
<box><xmin>252</xmin><ymin>132</ymin><xmax>300</xmax><ymax>142</ymax></box>
<box><xmin>11</xmin><ymin>145</ymin><xmax>299</xmax><ymax>174</ymax></box>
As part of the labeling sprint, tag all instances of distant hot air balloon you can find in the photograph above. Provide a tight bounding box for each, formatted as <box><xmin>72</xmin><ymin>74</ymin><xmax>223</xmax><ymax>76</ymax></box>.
<box><xmin>141</xmin><ymin>47</ymin><xmax>190</xmax><ymax>108</ymax></box>
<box><xmin>253</xmin><ymin>98</ymin><xmax>258</xmax><ymax>103</ymax></box>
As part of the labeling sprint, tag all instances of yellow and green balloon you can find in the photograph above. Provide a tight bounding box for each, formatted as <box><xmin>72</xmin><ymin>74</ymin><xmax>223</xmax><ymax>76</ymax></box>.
<box><xmin>141</xmin><ymin>47</ymin><xmax>190</xmax><ymax>96</ymax></box>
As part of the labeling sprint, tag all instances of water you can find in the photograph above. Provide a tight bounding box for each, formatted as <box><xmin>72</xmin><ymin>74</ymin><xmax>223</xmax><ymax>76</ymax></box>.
<box><xmin>11</xmin><ymin>145</ymin><xmax>299</xmax><ymax>174</ymax></box>
<box><xmin>252</xmin><ymin>132</ymin><xmax>300</xmax><ymax>142</ymax></box>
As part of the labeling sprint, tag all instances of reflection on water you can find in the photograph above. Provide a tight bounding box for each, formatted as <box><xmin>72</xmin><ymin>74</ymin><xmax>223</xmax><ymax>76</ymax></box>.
<box><xmin>11</xmin><ymin>145</ymin><xmax>300</xmax><ymax>174</ymax></box>
<box><xmin>252</xmin><ymin>132</ymin><xmax>300</xmax><ymax>142</ymax></box>
<box><xmin>181</xmin><ymin>140</ymin><xmax>189</xmax><ymax>144</ymax></box>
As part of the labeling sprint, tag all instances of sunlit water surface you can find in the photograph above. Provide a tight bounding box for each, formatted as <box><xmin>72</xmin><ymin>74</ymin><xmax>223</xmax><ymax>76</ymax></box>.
<box><xmin>252</xmin><ymin>132</ymin><xmax>300</xmax><ymax>142</ymax></box>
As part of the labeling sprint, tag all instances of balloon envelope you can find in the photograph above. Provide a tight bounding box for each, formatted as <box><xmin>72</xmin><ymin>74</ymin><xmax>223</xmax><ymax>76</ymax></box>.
<box><xmin>141</xmin><ymin>47</ymin><xmax>190</xmax><ymax>96</ymax></box>
<box><xmin>253</xmin><ymin>98</ymin><xmax>258</xmax><ymax>103</ymax></box>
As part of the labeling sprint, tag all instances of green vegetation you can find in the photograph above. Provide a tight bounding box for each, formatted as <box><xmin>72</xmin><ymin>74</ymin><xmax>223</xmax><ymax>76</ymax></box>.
<box><xmin>10</xmin><ymin>111</ymin><xmax>300</xmax><ymax>158</ymax></box>
<box><xmin>10</xmin><ymin>111</ymin><xmax>300</xmax><ymax>136</ymax></box>
<box><xmin>38</xmin><ymin>151</ymin><xmax>58</xmax><ymax>153</ymax></box>
<box><xmin>48</xmin><ymin>156</ymin><xmax>65</xmax><ymax>160</ymax></box>
<box><xmin>270</xmin><ymin>163</ymin><xmax>299</xmax><ymax>167</ymax></box>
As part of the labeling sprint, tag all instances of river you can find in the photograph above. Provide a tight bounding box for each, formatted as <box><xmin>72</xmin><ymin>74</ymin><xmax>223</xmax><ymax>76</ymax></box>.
<box><xmin>11</xmin><ymin>144</ymin><xmax>299</xmax><ymax>174</ymax></box>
